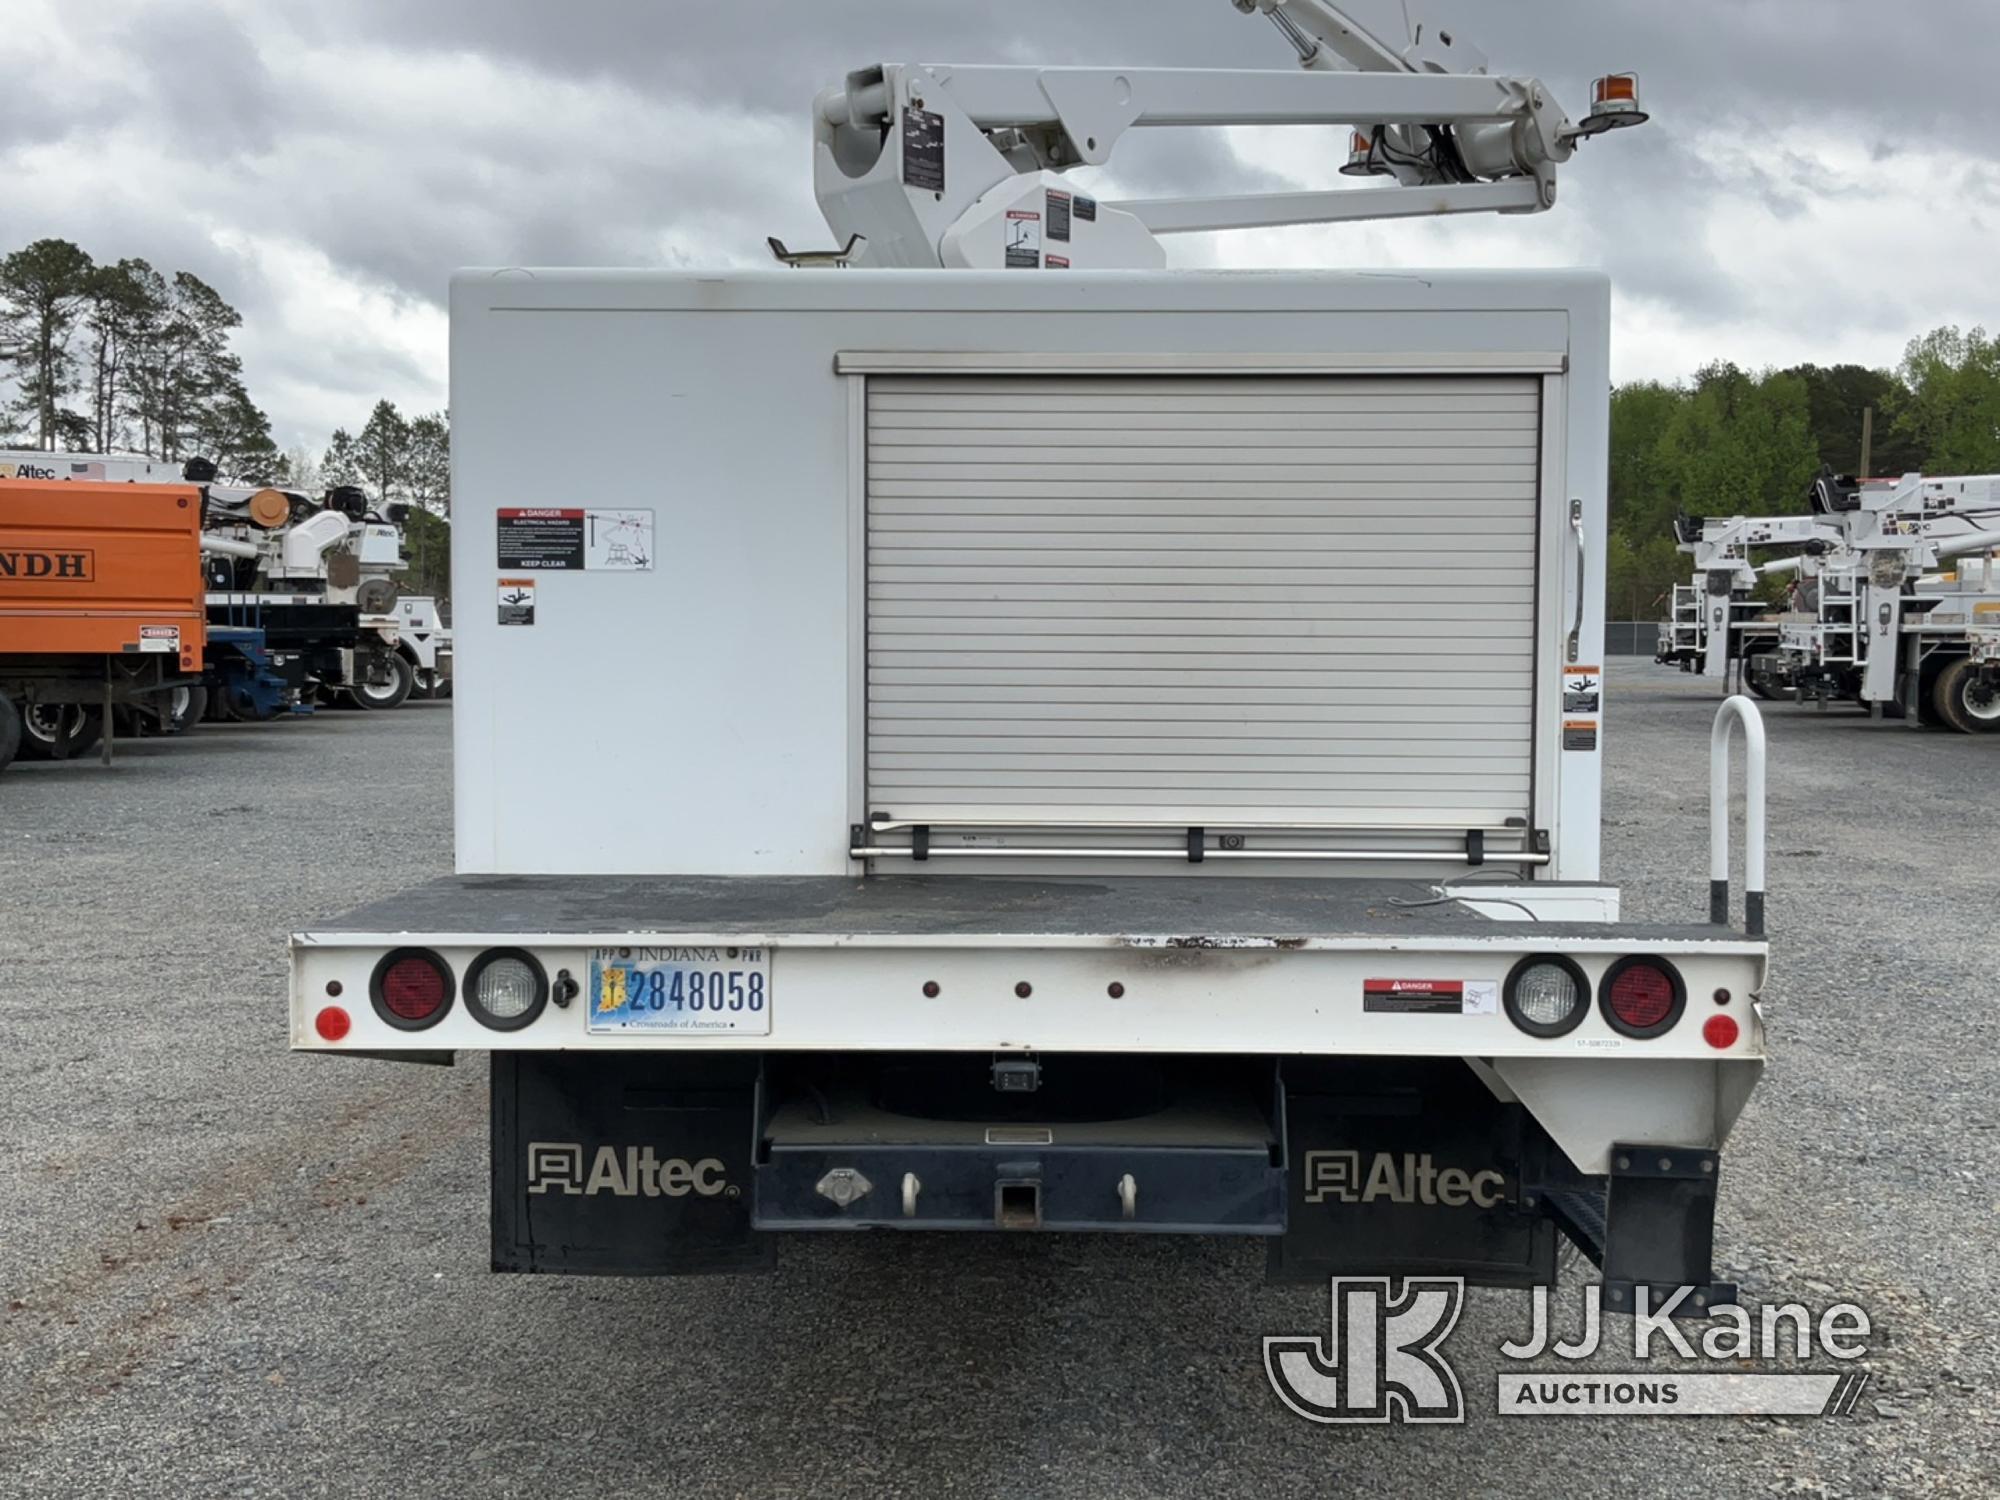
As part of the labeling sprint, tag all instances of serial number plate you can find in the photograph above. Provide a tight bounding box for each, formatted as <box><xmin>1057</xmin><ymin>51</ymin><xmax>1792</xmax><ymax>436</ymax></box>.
<box><xmin>586</xmin><ymin>946</ymin><xmax>772</xmax><ymax>1035</ymax></box>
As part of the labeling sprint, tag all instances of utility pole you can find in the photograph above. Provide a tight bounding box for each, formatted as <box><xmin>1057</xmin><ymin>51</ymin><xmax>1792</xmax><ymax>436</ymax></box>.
<box><xmin>1859</xmin><ymin>406</ymin><xmax>1874</xmax><ymax>478</ymax></box>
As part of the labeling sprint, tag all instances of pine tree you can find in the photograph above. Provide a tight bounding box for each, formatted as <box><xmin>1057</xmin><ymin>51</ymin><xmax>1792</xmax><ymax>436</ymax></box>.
<box><xmin>353</xmin><ymin>400</ymin><xmax>411</xmax><ymax>507</ymax></box>
<box><xmin>405</xmin><ymin>411</ymin><xmax>450</xmax><ymax>513</ymax></box>
<box><xmin>81</xmin><ymin>258</ymin><xmax>166</xmax><ymax>453</ymax></box>
<box><xmin>0</xmin><ymin>238</ymin><xmax>96</xmax><ymax>450</ymax></box>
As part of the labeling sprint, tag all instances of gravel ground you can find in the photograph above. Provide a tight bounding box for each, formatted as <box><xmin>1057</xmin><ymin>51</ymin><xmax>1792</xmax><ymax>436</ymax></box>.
<box><xmin>2</xmin><ymin>666</ymin><xmax>1996</xmax><ymax>1498</ymax></box>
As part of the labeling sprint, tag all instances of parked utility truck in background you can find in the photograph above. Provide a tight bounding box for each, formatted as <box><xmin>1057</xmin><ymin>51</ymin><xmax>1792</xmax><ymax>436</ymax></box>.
<box><xmin>1</xmin><ymin>447</ymin><xmax>430</xmax><ymax>712</ymax></box>
<box><xmin>0</xmin><ymin>479</ymin><xmax>207</xmax><ymax>769</ymax></box>
<box><xmin>289</xmin><ymin>1</ymin><xmax>1773</xmax><ymax>1309</ymax></box>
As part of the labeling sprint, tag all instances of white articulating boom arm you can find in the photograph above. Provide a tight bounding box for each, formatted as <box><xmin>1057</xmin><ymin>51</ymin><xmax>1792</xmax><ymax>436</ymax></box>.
<box><xmin>802</xmin><ymin>0</ymin><xmax>1647</xmax><ymax>269</ymax></box>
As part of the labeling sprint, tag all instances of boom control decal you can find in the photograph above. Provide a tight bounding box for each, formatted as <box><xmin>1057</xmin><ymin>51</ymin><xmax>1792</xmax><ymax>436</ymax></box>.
<box><xmin>1005</xmin><ymin>209</ymin><xmax>1041</xmax><ymax>268</ymax></box>
<box><xmin>901</xmin><ymin>106</ymin><xmax>945</xmax><ymax>192</ymax></box>
<box><xmin>1047</xmin><ymin>189</ymin><xmax>1072</xmax><ymax>241</ymax></box>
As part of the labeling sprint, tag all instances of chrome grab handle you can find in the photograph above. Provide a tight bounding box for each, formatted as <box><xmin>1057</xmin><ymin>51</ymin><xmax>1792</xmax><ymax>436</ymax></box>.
<box><xmin>1709</xmin><ymin>696</ymin><xmax>1768</xmax><ymax>937</ymax></box>
<box><xmin>1566</xmin><ymin>497</ymin><xmax>1586</xmax><ymax>663</ymax></box>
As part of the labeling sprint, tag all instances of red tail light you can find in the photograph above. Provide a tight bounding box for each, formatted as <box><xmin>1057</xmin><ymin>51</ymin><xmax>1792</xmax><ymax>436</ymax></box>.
<box><xmin>370</xmin><ymin>948</ymin><xmax>455</xmax><ymax>1030</ymax></box>
<box><xmin>1600</xmin><ymin>957</ymin><xmax>1685</xmax><ymax>1038</ymax></box>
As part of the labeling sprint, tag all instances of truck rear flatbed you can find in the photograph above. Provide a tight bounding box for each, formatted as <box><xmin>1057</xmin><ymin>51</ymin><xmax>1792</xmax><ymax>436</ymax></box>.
<box><xmin>294</xmin><ymin>873</ymin><xmax>1763</xmax><ymax>1068</ymax></box>
<box><xmin>310</xmin><ymin>872</ymin><xmax>1730</xmax><ymax>945</ymax></box>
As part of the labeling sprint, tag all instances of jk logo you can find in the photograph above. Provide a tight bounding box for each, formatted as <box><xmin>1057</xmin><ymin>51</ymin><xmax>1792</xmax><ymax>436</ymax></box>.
<box><xmin>1265</xmin><ymin>1278</ymin><xmax>1466</xmax><ymax>1424</ymax></box>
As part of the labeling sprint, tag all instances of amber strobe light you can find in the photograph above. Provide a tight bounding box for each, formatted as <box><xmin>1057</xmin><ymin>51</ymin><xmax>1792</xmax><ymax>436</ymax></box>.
<box><xmin>1580</xmin><ymin>72</ymin><xmax>1649</xmax><ymax>135</ymax></box>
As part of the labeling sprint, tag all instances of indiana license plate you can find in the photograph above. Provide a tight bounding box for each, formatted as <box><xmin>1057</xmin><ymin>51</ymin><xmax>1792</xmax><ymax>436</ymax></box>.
<box><xmin>586</xmin><ymin>946</ymin><xmax>772</xmax><ymax>1035</ymax></box>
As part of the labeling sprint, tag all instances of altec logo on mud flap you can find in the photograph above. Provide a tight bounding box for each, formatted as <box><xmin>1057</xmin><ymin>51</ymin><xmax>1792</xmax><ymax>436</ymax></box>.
<box><xmin>525</xmin><ymin>1141</ymin><xmax>729</xmax><ymax>1198</ymax></box>
<box><xmin>1303</xmin><ymin>1150</ymin><xmax>1507</xmax><ymax>1209</ymax></box>
<box><xmin>0</xmin><ymin>549</ymin><xmax>93</xmax><ymax>581</ymax></box>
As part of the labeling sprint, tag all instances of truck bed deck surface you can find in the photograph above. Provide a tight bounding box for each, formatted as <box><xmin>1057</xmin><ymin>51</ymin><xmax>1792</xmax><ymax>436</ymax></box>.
<box><xmin>309</xmin><ymin>874</ymin><xmax>1730</xmax><ymax>944</ymax></box>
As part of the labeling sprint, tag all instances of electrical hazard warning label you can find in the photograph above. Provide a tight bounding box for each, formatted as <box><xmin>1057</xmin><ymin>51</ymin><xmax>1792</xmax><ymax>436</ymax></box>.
<box><xmin>497</xmin><ymin>509</ymin><xmax>653</xmax><ymax>571</ymax></box>
<box><xmin>497</xmin><ymin>577</ymin><xmax>535</xmax><ymax>626</ymax></box>
<box><xmin>497</xmin><ymin>509</ymin><xmax>583</xmax><ymax>569</ymax></box>
<box><xmin>135</xmin><ymin>624</ymin><xmax>180</xmax><ymax>653</ymax></box>
<box><xmin>1005</xmin><ymin>209</ymin><xmax>1041</xmax><ymax>268</ymax></box>
<box><xmin>1363</xmin><ymin>979</ymin><xmax>1498</xmax><ymax>1016</ymax></box>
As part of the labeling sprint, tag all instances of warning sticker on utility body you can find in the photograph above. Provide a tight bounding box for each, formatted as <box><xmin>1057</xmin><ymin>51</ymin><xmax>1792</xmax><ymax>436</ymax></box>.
<box><xmin>497</xmin><ymin>509</ymin><xmax>654</xmax><ymax>571</ymax></box>
<box><xmin>135</xmin><ymin>625</ymin><xmax>180</xmax><ymax>654</ymax></box>
<box><xmin>1363</xmin><ymin>979</ymin><xmax>1498</xmax><ymax>1015</ymax></box>
<box><xmin>497</xmin><ymin>577</ymin><xmax>535</xmax><ymax>626</ymax></box>
<box><xmin>1561</xmin><ymin>665</ymin><xmax>1601</xmax><ymax>713</ymax></box>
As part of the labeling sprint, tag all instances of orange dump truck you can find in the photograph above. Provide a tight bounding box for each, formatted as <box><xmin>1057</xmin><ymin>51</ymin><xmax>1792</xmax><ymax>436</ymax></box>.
<box><xmin>0</xmin><ymin>479</ymin><xmax>206</xmax><ymax>770</ymax></box>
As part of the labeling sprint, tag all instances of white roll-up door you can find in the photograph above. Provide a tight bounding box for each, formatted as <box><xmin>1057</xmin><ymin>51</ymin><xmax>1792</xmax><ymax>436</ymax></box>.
<box><xmin>865</xmin><ymin>375</ymin><xmax>1542</xmax><ymax>831</ymax></box>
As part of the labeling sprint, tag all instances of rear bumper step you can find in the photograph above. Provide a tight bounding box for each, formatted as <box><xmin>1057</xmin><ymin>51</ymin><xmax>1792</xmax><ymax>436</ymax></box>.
<box><xmin>492</xmin><ymin>1053</ymin><xmax>1738</xmax><ymax>1305</ymax></box>
<box><xmin>755</xmin><ymin>1083</ymin><xmax>1285</xmax><ymax>1232</ymax></box>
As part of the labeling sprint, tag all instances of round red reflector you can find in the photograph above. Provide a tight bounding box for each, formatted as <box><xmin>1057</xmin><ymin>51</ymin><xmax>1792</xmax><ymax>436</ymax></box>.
<box><xmin>315</xmin><ymin>1005</ymin><xmax>351</xmax><ymax>1042</ymax></box>
<box><xmin>1703</xmin><ymin>1015</ymin><xmax>1740</xmax><ymax>1050</ymax></box>
<box><xmin>1607</xmin><ymin>962</ymin><xmax>1676</xmax><ymax>1030</ymax></box>
<box><xmin>382</xmin><ymin>957</ymin><xmax>448</xmax><ymax>1021</ymax></box>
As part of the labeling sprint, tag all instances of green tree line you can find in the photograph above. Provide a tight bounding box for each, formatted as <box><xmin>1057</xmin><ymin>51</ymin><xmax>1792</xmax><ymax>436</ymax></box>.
<box><xmin>1608</xmin><ymin>327</ymin><xmax>2000</xmax><ymax>619</ymax></box>
<box><xmin>1</xmin><ymin>237</ymin><xmax>450</xmax><ymax>596</ymax></box>
<box><xmin>0</xmin><ymin>237</ymin><xmax>278</xmax><ymax>477</ymax></box>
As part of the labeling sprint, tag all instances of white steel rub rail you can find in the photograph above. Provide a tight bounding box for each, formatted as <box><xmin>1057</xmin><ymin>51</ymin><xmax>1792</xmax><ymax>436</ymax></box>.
<box><xmin>1710</xmin><ymin>695</ymin><xmax>1768</xmax><ymax>937</ymax></box>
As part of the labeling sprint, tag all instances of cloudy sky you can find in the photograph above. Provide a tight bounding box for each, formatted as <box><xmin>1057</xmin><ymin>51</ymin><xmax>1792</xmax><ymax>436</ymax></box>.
<box><xmin>6</xmin><ymin>0</ymin><xmax>1996</xmax><ymax>455</ymax></box>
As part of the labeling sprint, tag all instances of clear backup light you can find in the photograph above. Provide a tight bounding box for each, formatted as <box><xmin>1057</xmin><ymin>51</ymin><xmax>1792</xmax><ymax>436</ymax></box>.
<box><xmin>1504</xmin><ymin>955</ymin><xmax>1589</xmax><ymax>1038</ymax></box>
<box><xmin>465</xmin><ymin>948</ymin><xmax>548</xmax><ymax>1031</ymax></box>
<box><xmin>477</xmin><ymin>958</ymin><xmax>538</xmax><ymax>1018</ymax></box>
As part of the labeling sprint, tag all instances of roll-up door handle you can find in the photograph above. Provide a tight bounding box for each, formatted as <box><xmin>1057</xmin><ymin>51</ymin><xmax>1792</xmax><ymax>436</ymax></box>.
<box><xmin>1566</xmin><ymin>498</ymin><xmax>1586</xmax><ymax>664</ymax></box>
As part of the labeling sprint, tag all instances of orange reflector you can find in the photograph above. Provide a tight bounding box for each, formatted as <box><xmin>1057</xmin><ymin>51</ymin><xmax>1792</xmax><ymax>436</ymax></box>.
<box><xmin>316</xmin><ymin>1006</ymin><xmax>351</xmax><ymax>1042</ymax></box>
<box><xmin>1703</xmin><ymin>1014</ymin><xmax>1740</xmax><ymax>1050</ymax></box>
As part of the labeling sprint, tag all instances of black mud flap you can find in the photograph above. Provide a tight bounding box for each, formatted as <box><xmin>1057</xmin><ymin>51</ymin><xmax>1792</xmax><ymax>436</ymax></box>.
<box><xmin>1268</xmin><ymin>1059</ymin><xmax>1557</xmax><ymax>1287</ymax></box>
<box><xmin>491</xmin><ymin>1053</ymin><xmax>772</xmax><ymax>1276</ymax></box>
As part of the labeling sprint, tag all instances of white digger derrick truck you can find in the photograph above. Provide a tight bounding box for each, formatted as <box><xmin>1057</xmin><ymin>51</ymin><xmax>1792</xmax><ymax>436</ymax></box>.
<box><xmin>290</xmin><ymin>2</ymin><xmax>1773</xmax><ymax>1308</ymax></box>
<box><xmin>1656</xmin><ymin>511</ymin><xmax>1845</xmax><ymax>683</ymax></box>
<box><xmin>1755</xmin><ymin>472</ymin><xmax>2000</xmax><ymax>731</ymax></box>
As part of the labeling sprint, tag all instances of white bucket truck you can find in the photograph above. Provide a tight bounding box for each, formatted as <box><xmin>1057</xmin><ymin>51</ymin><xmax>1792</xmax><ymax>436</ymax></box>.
<box><xmin>289</xmin><ymin>2</ymin><xmax>1769</xmax><ymax>1305</ymax></box>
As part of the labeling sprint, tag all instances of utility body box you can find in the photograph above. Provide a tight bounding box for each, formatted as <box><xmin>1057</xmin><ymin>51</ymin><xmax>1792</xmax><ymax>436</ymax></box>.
<box><xmin>290</xmin><ymin>270</ymin><xmax>1768</xmax><ymax>1299</ymax></box>
<box><xmin>0</xmin><ymin>479</ymin><xmax>205</xmax><ymax>673</ymax></box>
